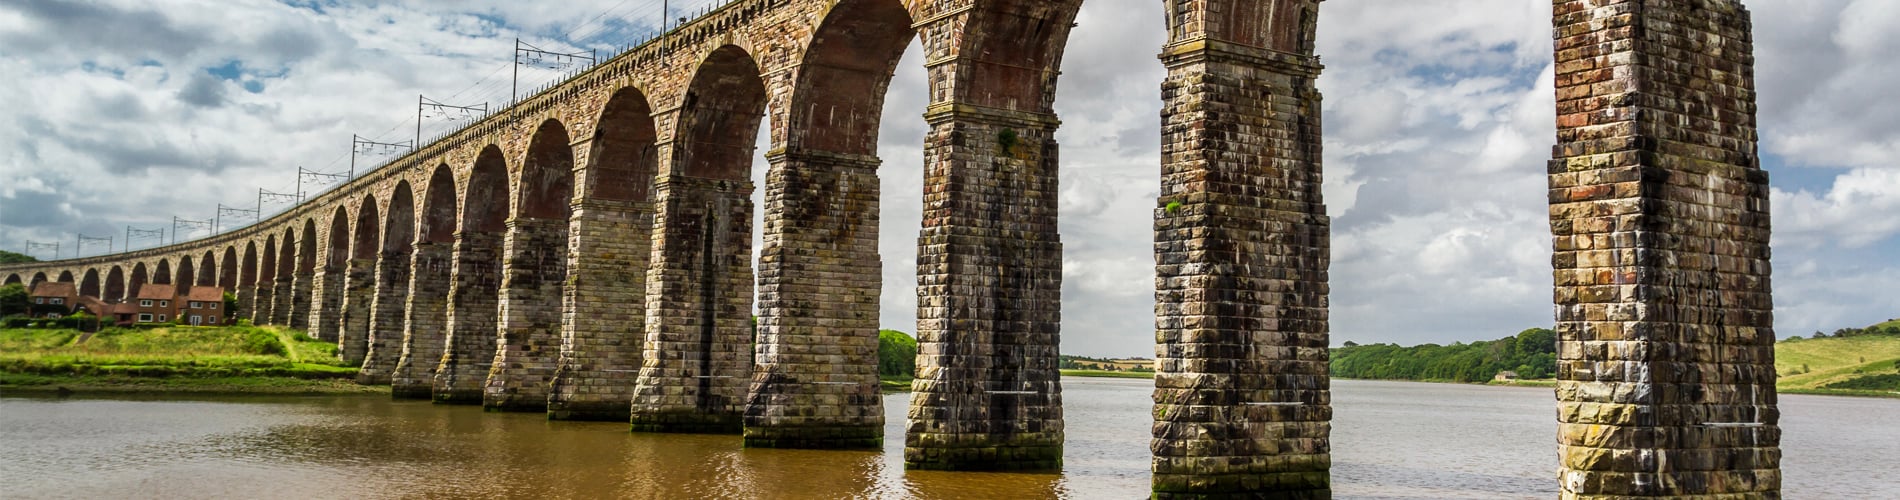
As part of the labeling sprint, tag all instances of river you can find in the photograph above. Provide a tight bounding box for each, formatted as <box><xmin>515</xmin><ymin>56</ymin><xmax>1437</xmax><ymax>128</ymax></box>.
<box><xmin>2</xmin><ymin>379</ymin><xmax>1893</xmax><ymax>499</ymax></box>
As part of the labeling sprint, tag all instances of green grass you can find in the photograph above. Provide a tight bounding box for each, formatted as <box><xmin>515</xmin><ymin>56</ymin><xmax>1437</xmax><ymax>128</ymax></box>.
<box><xmin>0</xmin><ymin>325</ymin><xmax>361</xmax><ymax>394</ymax></box>
<box><xmin>1775</xmin><ymin>334</ymin><xmax>1900</xmax><ymax>394</ymax></box>
<box><xmin>1061</xmin><ymin>369</ymin><xmax>1154</xmax><ymax>379</ymax></box>
<box><xmin>880</xmin><ymin>375</ymin><xmax>913</xmax><ymax>392</ymax></box>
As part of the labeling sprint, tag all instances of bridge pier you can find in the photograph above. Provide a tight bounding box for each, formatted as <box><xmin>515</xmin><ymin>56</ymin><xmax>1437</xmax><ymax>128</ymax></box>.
<box><xmin>1150</xmin><ymin>1</ymin><xmax>1333</xmax><ymax>497</ymax></box>
<box><xmin>287</xmin><ymin>269</ymin><xmax>313</xmax><ymax>330</ymax></box>
<box><xmin>1549</xmin><ymin>1</ymin><xmax>1779</xmax><ymax>497</ymax></box>
<box><xmin>903</xmin><ymin>105</ymin><xmax>1067</xmax><ymax>471</ymax></box>
<box><xmin>250</xmin><ymin>281</ymin><xmax>273</xmax><ymax>325</ymax></box>
<box><xmin>482</xmin><ymin>217</ymin><xmax>568</xmax><ymax>412</ymax></box>
<box><xmin>744</xmin><ymin>151</ymin><xmax>884</xmax><ymax>449</ymax></box>
<box><xmin>630</xmin><ymin>177</ymin><xmax>753</xmax><ymax>434</ymax></box>
<box><xmin>393</xmin><ymin>243</ymin><xmax>451</xmax><ymax>399</ymax></box>
<box><xmin>357</xmin><ymin>253</ymin><xmax>408</xmax><ymax>385</ymax></box>
<box><xmin>548</xmin><ymin>201</ymin><xmax>651</xmax><ymax>421</ymax></box>
<box><xmin>336</xmin><ymin>258</ymin><xmax>374</xmax><ymax>365</ymax></box>
<box><xmin>435</xmin><ymin>231</ymin><xmax>503</xmax><ymax>405</ymax></box>
<box><xmin>310</xmin><ymin>265</ymin><xmax>344</xmax><ymax>341</ymax></box>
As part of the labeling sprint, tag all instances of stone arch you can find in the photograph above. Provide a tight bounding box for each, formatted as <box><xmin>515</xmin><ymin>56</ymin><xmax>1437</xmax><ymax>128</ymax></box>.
<box><xmin>329</xmin><ymin>207</ymin><xmax>352</xmax><ymax>268</ymax></box>
<box><xmin>241</xmin><ymin>243</ymin><xmax>258</xmax><ymax>288</ymax></box>
<box><xmin>130</xmin><ymin>263</ymin><xmax>149</xmax><ymax>297</ymax></box>
<box><xmin>354</xmin><ymin>195</ymin><xmax>381</xmax><ymax>260</ymax></box>
<box><xmin>384</xmin><ymin>182</ymin><xmax>415</xmax><ymax>254</ymax></box>
<box><xmin>485</xmin><ymin>121</ymin><xmax>574</xmax><ymax>411</ymax></box>
<box><xmin>464</xmin><ymin>147</ymin><xmax>510</xmax><ymax>233</ymax></box>
<box><xmin>517</xmin><ymin>119</ymin><xmax>575</xmax><ymax>219</ymax></box>
<box><xmin>261</xmin><ymin>236</ymin><xmax>278</xmax><ymax>284</ymax></box>
<box><xmin>784</xmin><ymin>0</ymin><xmax>916</xmax><ymax>155</ymax></box>
<box><xmin>197</xmin><ymin>251</ymin><xmax>216</xmax><ymax>289</ymax></box>
<box><xmin>80</xmin><ymin>268</ymin><xmax>101</xmax><ymax>298</ymax></box>
<box><xmin>299</xmin><ymin>220</ymin><xmax>318</xmax><ymax>273</ymax></box>
<box><xmin>30</xmin><ymin>272</ymin><xmax>48</xmax><ymax>287</ymax></box>
<box><xmin>3</xmin><ymin>274</ymin><xmax>19</xmax><ymax>285</ymax></box>
<box><xmin>167</xmin><ymin>258</ymin><xmax>185</xmax><ymax>287</ymax></box>
<box><xmin>587</xmin><ymin>86</ymin><xmax>660</xmax><ymax>202</ymax></box>
<box><xmin>421</xmin><ymin>165</ymin><xmax>457</xmax><ymax>244</ymax></box>
<box><xmin>741</xmin><ymin>0</ymin><xmax>918</xmax><ymax>447</ymax></box>
<box><xmin>949</xmin><ymin>0</ymin><xmax>1083</xmax><ymax>112</ymax></box>
<box><xmin>105</xmin><ymin>266</ymin><xmax>126</xmax><ymax>302</ymax></box>
<box><xmin>220</xmin><ymin>247</ymin><xmax>239</xmax><ymax>290</ymax></box>
<box><xmin>438</xmin><ymin>145</ymin><xmax>511</xmax><ymax>404</ymax></box>
<box><xmin>677</xmin><ymin>45</ymin><xmax>768</xmax><ymax>181</ymax></box>
<box><xmin>153</xmin><ymin>260</ymin><xmax>171</xmax><ymax>290</ymax></box>
<box><xmin>56</xmin><ymin>270</ymin><xmax>74</xmax><ymax>283</ymax></box>
<box><xmin>1167</xmin><ymin>0</ymin><xmax>1315</xmax><ymax>54</ymax></box>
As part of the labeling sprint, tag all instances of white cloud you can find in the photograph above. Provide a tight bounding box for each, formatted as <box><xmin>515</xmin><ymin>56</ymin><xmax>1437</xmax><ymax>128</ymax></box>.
<box><xmin>1</xmin><ymin>0</ymin><xmax>1896</xmax><ymax>355</ymax></box>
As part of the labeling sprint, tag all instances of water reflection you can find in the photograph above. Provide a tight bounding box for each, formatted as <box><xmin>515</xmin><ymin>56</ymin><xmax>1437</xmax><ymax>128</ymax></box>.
<box><xmin>3</xmin><ymin>379</ymin><xmax>1894</xmax><ymax>499</ymax></box>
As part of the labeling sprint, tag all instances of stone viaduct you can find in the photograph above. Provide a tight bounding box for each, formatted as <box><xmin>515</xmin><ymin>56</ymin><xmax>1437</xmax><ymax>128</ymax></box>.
<box><xmin>1</xmin><ymin>0</ymin><xmax>1778</xmax><ymax>497</ymax></box>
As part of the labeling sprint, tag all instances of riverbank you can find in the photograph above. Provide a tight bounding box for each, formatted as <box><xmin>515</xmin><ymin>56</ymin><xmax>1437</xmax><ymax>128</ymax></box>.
<box><xmin>0</xmin><ymin>325</ymin><xmax>373</xmax><ymax>396</ymax></box>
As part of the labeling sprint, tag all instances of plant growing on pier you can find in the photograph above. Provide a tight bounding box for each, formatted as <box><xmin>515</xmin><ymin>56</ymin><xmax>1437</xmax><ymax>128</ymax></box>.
<box><xmin>997</xmin><ymin>128</ymin><xmax>1020</xmax><ymax>156</ymax></box>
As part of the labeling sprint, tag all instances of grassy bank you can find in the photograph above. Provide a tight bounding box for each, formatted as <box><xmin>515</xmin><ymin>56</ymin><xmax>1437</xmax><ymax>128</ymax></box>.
<box><xmin>0</xmin><ymin>325</ymin><xmax>376</xmax><ymax>395</ymax></box>
<box><xmin>1775</xmin><ymin>333</ymin><xmax>1900</xmax><ymax>397</ymax></box>
<box><xmin>1061</xmin><ymin>369</ymin><xmax>1153</xmax><ymax>379</ymax></box>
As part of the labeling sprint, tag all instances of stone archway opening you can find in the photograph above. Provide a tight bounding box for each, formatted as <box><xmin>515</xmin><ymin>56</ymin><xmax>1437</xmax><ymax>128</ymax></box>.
<box><xmin>436</xmin><ymin>146</ymin><xmax>510</xmax><ymax>405</ymax></box>
<box><xmin>743</xmin><ymin>0</ymin><xmax>919</xmax><ymax>450</ymax></box>
<box><xmin>484</xmin><ymin>119</ymin><xmax>575</xmax><ymax>412</ymax></box>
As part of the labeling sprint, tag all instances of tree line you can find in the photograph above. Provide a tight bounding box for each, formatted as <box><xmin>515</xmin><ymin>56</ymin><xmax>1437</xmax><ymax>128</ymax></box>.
<box><xmin>1331</xmin><ymin>328</ymin><xmax>1558</xmax><ymax>383</ymax></box>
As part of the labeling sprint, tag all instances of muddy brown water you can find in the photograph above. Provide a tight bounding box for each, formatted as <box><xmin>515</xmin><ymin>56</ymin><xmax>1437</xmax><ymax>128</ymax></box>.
<box><xmin>2</xmin><ymin>378</ymin><xmax>1893</xmax><ymax>499</ymax></box>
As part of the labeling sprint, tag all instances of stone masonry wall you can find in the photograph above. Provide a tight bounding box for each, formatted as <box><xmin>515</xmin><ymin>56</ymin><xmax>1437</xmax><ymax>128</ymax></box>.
<box><xmin>357</xmin><ymin>252</ymin><xmax>410</xmax><ymax>385</ymax></box>
<box><xmin>1151</xmin><ymin>1</ymin><xmax>1332</xmax><ymax>497</ymax></box>
<box><xmin>336</xmin><ymin>259</ymin><xmax>375</xmax><ymax>364</ymax></box>
<box><xmin>483</xmin><ymin>218</ymin><xmax>569</xmax><ymax>412</ymax></box>
<box><xmin>393</xmin><ymin>243</ymin><xmax>453</xmax><ymax>398</ymax></box>
<box><xmin>250</xmin><ymin>282</ymin><xmax>273</xmax><ymax>325</ymax></box>
<box><xmin>549</xmin><ymin>201</ymin><xmax>652</xmax><ymax>421</ymax></box>
<box><xmin>904</xmin><ymin>106</ymin><xmax>1066</xmax><ymax>471</ymax></box>
<box><xmin>631</xmin><ymin>177</ymin><xmax>754</xmax><ymax>434</ymax></box>
<box><xmin>310</xmin><ymin>267</ymin><xmax>344</xmax><ymax>342</ymax></box>
<box><xmin>1550</xmin><ymin>0</ymin><xmax>1779</xmax><ymax>497</ymax></box>
<box><xmin>435</xmin><ymin>232</ymin><xmax>504</xmax><ymax>404</ymax></box>
<box><xmin>746</xmin><ymin>151</ymin><xmax>884</xmax><ymax>449</ymax></box>
<box><xmin>289</xmin><ymin>270</ymin><xmax>313</xmax><ymax>330</ymax></box>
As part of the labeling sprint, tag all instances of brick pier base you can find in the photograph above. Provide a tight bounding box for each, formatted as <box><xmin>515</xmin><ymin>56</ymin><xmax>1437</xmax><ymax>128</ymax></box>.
<box><xmin>745</xmin><ymin>151</ymin><xmax>884</xmax><ymax>449</ymax></box>
<box><xmin>357</xmin><ymin>253</ymin><xmax>409</xmax><ymax>385</ymax></box>
<box><xmin>548</xmin><ymin>202</ymin><xmax>650</xmax><ymax>421</ymax></box>
<box><xmin>393</xmin><ymin>244</ymin><xmax>451</xmax><ymax>399</ymax></box>
<box><xmin>630</xmin><ymin>177</ymin><xmax>753</xmax><ymax>434</ymax></box>
<box><xmin>434</xmin><ymin>232</ymin><xmax>503</xmax><ymax>405</ymax></box>
<box><xmin>483</xmin><ymin>218</ymin><xmax>568</xmax><ymax>412</ymax></box>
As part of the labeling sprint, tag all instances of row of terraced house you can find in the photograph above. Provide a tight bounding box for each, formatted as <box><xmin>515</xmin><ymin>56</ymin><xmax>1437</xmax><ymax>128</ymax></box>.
<box><xmin>25</xmin><ymin>281</ymin><xmax>228</xmax><ymax>326</ymax></box>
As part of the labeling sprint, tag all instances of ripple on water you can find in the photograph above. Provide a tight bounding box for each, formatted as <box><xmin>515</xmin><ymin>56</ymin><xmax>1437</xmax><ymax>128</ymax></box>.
<box><xmin>3</xmin><ymin>380</ymin><xmax>1894</xmax><ymax>499</ymax></box>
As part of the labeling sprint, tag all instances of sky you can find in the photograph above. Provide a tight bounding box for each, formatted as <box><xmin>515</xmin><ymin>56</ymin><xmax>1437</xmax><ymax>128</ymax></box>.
<box><xmin>1</xmin><ymin>0</ymin><xmax>1895</xmax><ymax>358</ymax></box>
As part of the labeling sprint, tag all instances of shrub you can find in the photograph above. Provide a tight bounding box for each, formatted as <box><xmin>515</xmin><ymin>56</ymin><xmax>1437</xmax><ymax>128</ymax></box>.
<box><xmin>241</xmin><ymin>327</ymin><xmax>287</xmax><ymax>356</ymax></box>
<box><xmin>878</xmin><ymin>329</ymin><xmax>918</xmax><ymax>378</ymax></box>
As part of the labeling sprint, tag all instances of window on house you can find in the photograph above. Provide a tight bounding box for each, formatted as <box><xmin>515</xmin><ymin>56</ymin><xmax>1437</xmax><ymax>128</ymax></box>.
<box><xmin>139</xmin><ymin>313</ymin><xmax>153</xmax><ymax>322</ymax></box>
<box><xmin>158</xmin><ymin>314</ymin><xmax>167</xmax><ymax>322</ymax></box>
<box><xmin>210</xmin><ymin>303</ymin><xmax>218</xmax><ymax>309</ymax></box>
<box><xmin>160</xmin><ymin>300</ymin><xmax>169</xmax><ymax>307</ymax></box>
<box><xmin>35</xmin><ymin>298</ymin><xmax>44</xmax><ymax>304</ymax></box>
<box><xmin>140</xmin><ymin>300</ymin><xmax>153</xmax><ymax>307</ymax></box>
<box><xmin>188</xmin><ymin>301</ymin><xmax>198</xmax><ymax>309</ymax></box>
<box><xmin>50</xmin><ymin>298</ymin><xmax>63</xmax><ymax>305</ymax></box>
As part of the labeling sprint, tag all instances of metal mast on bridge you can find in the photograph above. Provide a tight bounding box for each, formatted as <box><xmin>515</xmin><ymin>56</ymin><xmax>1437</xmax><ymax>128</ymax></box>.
<box><xmin>125</xmin><ymin>226</ymin><xmax>164</xmax><ymax>252</ymax></box>
<box><xmin>76</xmin><ymin>234</ymin><xmax>113</xmax><ymax>257</ymax></box>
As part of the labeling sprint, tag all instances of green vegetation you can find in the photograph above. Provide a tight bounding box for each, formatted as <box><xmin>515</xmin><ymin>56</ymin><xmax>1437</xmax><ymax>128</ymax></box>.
<box><xmin>0</xmin><ymin>325</ymin><xmax>367</xmax><ymax>395</ymax></box>
<box><xmin>1775</xmin><ymin>326</ymin><xmax>1900</xmax><ymax>397</ymax></box>
<box><xmin>0</xmin><ymin>282</ymin><xmax>28</xmax><ymax>317</ymax></box>
<box><xmin>1060</xmin><ymin>369</ymin><xmax>1152</xmax><ymax>379</ymax></box>
<box><xmin>878</xmin><ymin>329</ymin><xmax>918</xmax><ymax>391</ymax></box>
<box><xmin>0</xmin><ymin>250</ymin><xmax>36</xmax><ymax>264</ymax></box>
<box><xmin>1332</xmin><ymin>328</ymin><xmax>1557</xmax><ymax>384</ymax></box>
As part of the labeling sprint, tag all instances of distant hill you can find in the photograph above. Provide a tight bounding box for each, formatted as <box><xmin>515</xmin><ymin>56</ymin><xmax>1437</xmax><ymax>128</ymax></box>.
<box><xmin>1777</xmin><ymin>318</ymin><xmax>1900</xmax><ymax>394</ymax></box>
<box><xmin>0</xmin><ymin>250</ymin><xmax>36</xmax><ymax>264</ymax></box>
